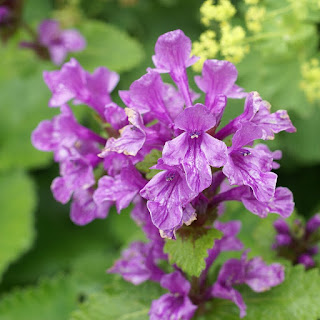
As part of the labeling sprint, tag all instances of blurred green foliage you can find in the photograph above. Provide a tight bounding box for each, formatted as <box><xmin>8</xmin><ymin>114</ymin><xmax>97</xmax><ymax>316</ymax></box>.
<box><xmin>0</xmin><ymin>0</ymin><xmax>320</xmax><ymax>319</ymax></box>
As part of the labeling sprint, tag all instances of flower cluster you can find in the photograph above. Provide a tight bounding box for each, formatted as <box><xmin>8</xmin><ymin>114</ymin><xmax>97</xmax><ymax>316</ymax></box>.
<box><xmin>32</xmin><ymin>29</ymin><xmax>296</xmax><ymax>318</ymax></box>
<box><xmin>273</xmin><ymin>214</ymin><xmax>320</xmax><ymax>269</ymax></box>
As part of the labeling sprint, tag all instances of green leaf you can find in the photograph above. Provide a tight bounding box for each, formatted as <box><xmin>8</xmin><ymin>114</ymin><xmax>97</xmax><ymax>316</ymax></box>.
<box><xmin>0</xmin><ymin>171</ymin><xmax>36</xmax><ymax>281</ymax></box>
<box><xmin>0</xmin><ymin>276</ymin><xmax>81</xmax><ymax>320</ymax></box>
<box><xmin>73</xmin><ymin>20</ymin><xmax>144</xmax><ymax>73</ymax></box>
<box><xmin>204</xmin><ymin>265</ymin><xmax>320</xmax><ymax>320</ymax></box>
<box><xmin>164</xmin><ymin>227</ymin><xmax>223</xmax><ymax>277</ymax></box>
<box><xmin>135</xmin><ymin>149</ymin><xmax>162</xmax><ymax>179</ymax></box>
<box><xmin>71</xmin><ymin>280</ymin><xmax>163</xmax><ymax>320</ymax></box>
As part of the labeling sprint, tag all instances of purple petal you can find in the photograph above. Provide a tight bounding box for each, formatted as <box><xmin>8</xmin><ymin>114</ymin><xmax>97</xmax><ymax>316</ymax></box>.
<box><xmin>174</xmin><ymin>104</ymin><xmax>217</xmax><ymax>133</ymax></box>
<box><xmin>104</xmin><ymin>103</ymin><xmax>128</xmax><ymax>130</ymax></box>
<box><xmin>60</xmin><ymin>29</ymin><xmax>86</xmax><ymax>51</ymax></box>
<box><xmin>38</xmin><ymin>19</ymin><xmax>60</xmax><ymax>45</ymax></box>
<box><xmin>201</xmin><ymin>134</ymin><xmax>228</xmax><ymax>167</ymax></box>
<box><xmin>152</xmin><ymin>29</ymin><xmax>197</xmax><ymax>73</ymax></box>
<box><xmin>70</xmin><ymin>188</ymin><xmax>111</xmax><ymax>225</ymax></box>
<box><xmin>49</xmin><ymin>45</ymin><xmax>68</xmax><ymax>65</ymax></box>
<box><xmin>51</xmin><ymin>177</ymin><xmax>73</xmax><ymax>204</ymax></box>
<box><xmin>245</xmin><ymin>258</ymin><xmax>285</xmax><ymax>292</ymax></box>
<box><xmin>149</xmin><ymin>294</ymin><xmax>197</xmax><ymax>320</ymax></box>
<box><xmin>160</xmin><ymin>271</ymin><xmax>191</xmax><ymax>295</ymax></box>
<box><xmin>194</xmin><ymin>59</ymin><xmax>245</xmax><ymax>109</ymax></box>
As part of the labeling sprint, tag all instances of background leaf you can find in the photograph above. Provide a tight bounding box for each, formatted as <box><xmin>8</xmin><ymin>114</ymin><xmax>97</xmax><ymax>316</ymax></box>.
<box><xmin>0</xmin><ymin>171</ymin><xmax>36</xmax><ymax>281</ymax></box>
<box><xmin>74</xmin><ymin>20</ymin><xmax>144</xmax><ymax>73</ymax></box>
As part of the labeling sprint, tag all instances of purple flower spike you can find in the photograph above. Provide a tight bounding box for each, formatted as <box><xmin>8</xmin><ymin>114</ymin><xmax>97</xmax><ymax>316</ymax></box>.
<box><xmin>94</xmin><ymin>164</ymin><xmax>146</xmax><ymax>213</ymax></box>
<box><xmin>70</xmin><ymin>188</ymin><xmax>111</xmax><ymax>225</ymax></box>
<box><xmin>38</xmin><ymin>20</ymin><xmax>86</xmax><ymax>65</ymax></box>
<box><xmin>194</xmin><ymin>59</ymin><xmax>246</xmax><ymax>111</ymax></box>
<box><xmin>223</xmin><ymin>123</ymin><xmax>277</xmax><ymax>202</ymax></box>
<box><xmin>152</xmin><ymin>30</ymin><xmax>199</xmax><ymax>107</ymax></box>
<box><xmin>306</xmin><ymin>213</ymin><xmax>320</xmax><ymax>234</ymax></box>
<box><xmin>212</xmin><ymin>251</ymin><xmax>284</xmax><ymax>318</ymax></box>
<box><xmin>140</xmin><ymin>162</ymin><xmax>198</xmax><ymax>234</ymax></box>
<box><xmin>163</xmin><ymin>104</ymin><xmax>227</xmax><ymax>193</ymax></box>
<box><xmin>149</xmin><ymin>271</ymin><xmax>197</xmax><ymax>320</ymax></box>
<box><xmin>109</xmin><ymin>242</ymin><xmax>165</xmax><ymax>285</ymax></box>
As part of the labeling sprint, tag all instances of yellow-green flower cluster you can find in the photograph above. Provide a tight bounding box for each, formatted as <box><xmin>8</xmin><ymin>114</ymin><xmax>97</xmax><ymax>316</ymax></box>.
<box><xmin>200</xmin><ymin>0</ymin><xmax>236</xmax><ymax>26</ymax></box>
<box><xmin>300</xmin><ymin>59</ymin><xmax>320</xmax><ymax>103</ymax></box>
<box><xmin>192</xmin><ymin>30</ymin><xmax>219</xmax><ymax>72</ymax></box>
<box><xmin>220</xmin><ymin>22</ymin><xmax>249</xmax><ymax>63</ymax></box>
<box><xmin>245</xmin><ymin>6</ymin><xmax>266</xmax><ymax>33</ymax></box>
<box><xmin>244</xmin><ymin>0</ymin><xmax>260</xmax><ymax>4</ymax></box>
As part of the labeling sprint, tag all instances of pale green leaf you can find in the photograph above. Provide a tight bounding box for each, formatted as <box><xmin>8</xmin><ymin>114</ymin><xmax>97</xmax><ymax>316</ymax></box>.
<box><xmin>0</xmin><ymin>171</ymin><xmax>36</xmax><ymax>281</ymax></box>
<box><xmin>73</xmin><ymin>20</ymin><xmax>144</xmax><ymax>73</ymax></box>
<box><xmin>164</xmin><ymin>228</ymin><xmax>223</xmax><ymax>277</ymax></box>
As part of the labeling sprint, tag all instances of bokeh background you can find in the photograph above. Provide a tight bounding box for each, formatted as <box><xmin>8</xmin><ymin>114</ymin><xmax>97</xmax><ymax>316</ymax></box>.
<box><xmin>0</xmin><ymin>0</ymin><xmax>319</xmax><ymax>318</ymax></box>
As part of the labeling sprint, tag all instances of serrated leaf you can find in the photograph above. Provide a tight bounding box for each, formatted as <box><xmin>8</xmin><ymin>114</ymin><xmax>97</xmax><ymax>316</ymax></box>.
<box><xmin>204</xmin><ymin>265</ymin><xmax>320</xmax><ymax>320</ymax></box>
<box><xmin>71</xmin><ymin>280</ymin><xmax>163</xmax><ymax>320</ymax></box>
<box><xmin>164</xmin><ymin>228</ymin><xmax>223</xmax><ymax>277</ymax></box>
<box><xmin>135</xmin><ymin>149</ymin><xmax>162</xmax><ymax>179</ymax></box>
<box><xmin>0</xmin><ymin>171</ymin><xmax>36</xmax><ymax>281</ymax></box>
<box><xmin>73</xmin><ymin>20</ymin><xmax>144</xmax><ymax>73</ymax></box>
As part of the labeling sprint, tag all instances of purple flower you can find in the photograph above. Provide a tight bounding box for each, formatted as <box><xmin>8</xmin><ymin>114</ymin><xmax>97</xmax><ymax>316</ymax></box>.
<box><xmin>108</xmin><ymin>241</ymin><xmax>165</xmax><ymax>285</ymax></box>
<box><xmin>162</xmin><ymin>104</ymin><xmax>227</xmax><ymax>193</ymax></box>
<box><xmin>222</xmin><ymin>123</ymin><xmax>277</xmax><ymax>202</ymax></box>
<box><xmin>43</xmin><ymin>58</ymin><xmax>119</xmax><ymax>118</ymax></box>
<box><xmin>70</xmin><ymin>188</ymin><xmax>111</xmax><ymax>225</ymax></box>
<box><xmin>140</xmin><ymin>161</ymin><xmax>197</xmax><ymax>236</ymax></box>
<box><xmin>104</xmin><ymin>103</ymin><xmax>128</xmax><ymax>130</ymax></box>
<box><xmin>37</xmin><ymin>19</ymin><xmax>86</xmax><ymax>65</ymax></box>
<box><xmin>297</xmin><ymin>254</ymin><xmax>315</xmax><ymax>269</ymax></box>
<box><xmin>149</xmin><ymin>271</ymin><xmax>197</xmax><ymax>320</ymax></box>
<box><xmin>94</xmin><ymin>163</ymin><xmax>146</xmax><ymax>213</ymax></box>
<box><xmin>152</xmin><ymin>29</ymin><xmax>199</xmax><ymax>107</ymax></box>
<box><xmin>306</xmin><ymin>213</ymin><xmax>320</xmax><ymax>234</ymax></box>
<box><xmin>212</xmin><ymin>251</ymin><xmax>284</xmax><ymax>318</ymax></box>
<box><xmin>216</xmin><ymin>92</ymin><xmax>296</xmax><ymax>141</ymax></box>
<box><xmin>51</xmin><ymin>150</ymin><xmax>95</xmax><ymax>204</ymax></box>
<box><xmin>0</xmin><ymin>6</ymin><xmax>10</xmax><ymax>24</ymax></box>
<box><xmin>194</xmin><ymin>59</ymin><xmax>246</xmax><ymax>116</ymax></box>
<box><xmin>31</xmin><ymin>104</ymin><xmax>105</xmax><ymax>162</ymax></box>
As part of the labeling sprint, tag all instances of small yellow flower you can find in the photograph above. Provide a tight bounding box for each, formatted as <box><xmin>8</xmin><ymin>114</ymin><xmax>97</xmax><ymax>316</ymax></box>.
<box><xmin>220</xmin><ymin>22</ymin><xmax>249</xmax><ymax>63</ymax></box>
<box><xmin>245</xmin><ymin>6</ymin><xmax>266</xmax><ymax>33</ymax></box>
<box><xmin>192</xmin><ymin>30</ymin><xmax>219</xmax><ymax>72</ymax></box>
<box><xmin>300</xmin><ymin>58</ymin><xmax>320</xmax><ymax>103</ymax></box>
<box><xmin>200</xmin><ymin>0</ymin><xmax>236</xmax><ymax>26</ymax></box>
